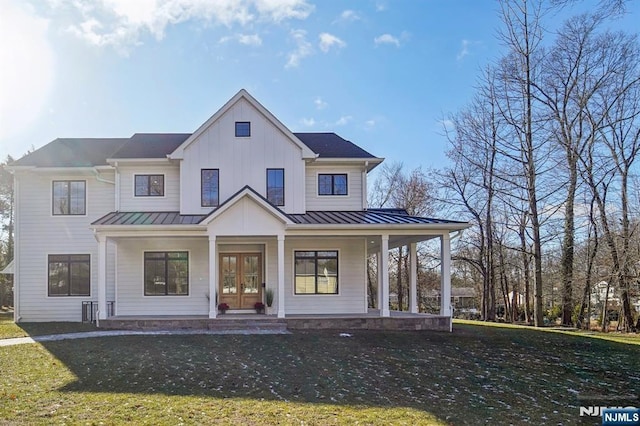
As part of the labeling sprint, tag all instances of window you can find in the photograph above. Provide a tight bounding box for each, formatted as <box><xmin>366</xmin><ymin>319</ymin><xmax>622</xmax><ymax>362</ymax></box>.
<box><xmin>294</xmin><ymin>251</ymin><xmax>338</xmax><ymax>294</ymax></box>
<box><xmin>201</xmin><ymin>169</ymin><xmax>219</xmax><ymax>207</ymax></box>
<box><xmin>318</xmin><ymin>174</ymin><xmax>348</xmax><ymax>196</ymax></box>
<box><xmin>48</xmin><ymin>254</ymin><xmax>90</xmax><ymax>296</ymax></box>
<box><xmin>235</xmin><ymin>121</ymin><xmax>251</xmax><ymax>137</ymax></box>
<box><xmin>52</xmin><ymin>181</ymin><xmax>86</xmax><ymax>215</ymax></box>
<box><xmin>266</xmin><ymin>168</ymin><xmax>285</xmax><ymax>206</ymax></box>
<box><xmin>144</xmin><ymin>251</ymin><xmax>189</xmax><ymax>296</ymax></box>
<box><xmin>135</xmin><ymin>175</ymin><xmax>164</xmax><ymax>197</ymax></box>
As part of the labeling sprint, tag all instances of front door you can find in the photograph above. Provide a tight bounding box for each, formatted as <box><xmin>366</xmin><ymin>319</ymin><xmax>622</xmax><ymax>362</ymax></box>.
<box><xmin>219</xmin><ymin>253</ymin><xmax>262</xmax><ymax>309</ymax></box>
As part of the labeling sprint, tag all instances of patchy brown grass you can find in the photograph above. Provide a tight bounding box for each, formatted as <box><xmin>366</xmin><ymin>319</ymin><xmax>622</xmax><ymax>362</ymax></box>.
<box><xmin>1</xmin><ymin>324</ymin><xmax>639</xmax><ymax>424</ymax></box>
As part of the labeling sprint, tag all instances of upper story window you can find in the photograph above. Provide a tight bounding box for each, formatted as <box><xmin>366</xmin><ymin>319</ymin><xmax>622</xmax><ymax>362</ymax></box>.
<box><xmin>318</xmin><ymin>174</ymin><xmax>348</xmax><ymax>196</ymax></box>
<box><xmin>202</xmin><ymin>169</ymin><xmax>219</xmax><ymax>207</ymax></box>
<box><xmin>52</xmin><ymin>180</ymin><xmax>86</xmax><ymax>215</ymax></box>
<box><xmin>266</xmin><ymin>168</ymin><xmax>285</xmax><ymax>206</ymax></box>
<box><xmin>48</xmin><ymin>254</ymin><xmax>90</xmax><ymax>296</ymax></box>
<box><xmin>235</xmin><ymin>121</ymin><xmax>251</xmax><ymax>137</ymax></box>
<box><xmin>135</xmin><ymin>174</ymin><xmax>164</xmax><ymax>197</ymax></box>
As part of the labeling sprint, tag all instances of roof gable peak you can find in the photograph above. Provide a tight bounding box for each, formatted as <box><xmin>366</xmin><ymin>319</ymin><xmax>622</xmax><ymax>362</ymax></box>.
<box><xmin>169</xmin><ymin>89</ymin><xmax>317</xmax><ymax>160</ymax></box>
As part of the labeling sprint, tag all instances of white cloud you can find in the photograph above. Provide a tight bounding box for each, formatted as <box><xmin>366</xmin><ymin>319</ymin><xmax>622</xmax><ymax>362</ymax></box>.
<box><xmin>374</xmin><ymin>33</ymin><xmax>400</xmax><ymax>47</ymax></box>
<box><xmin>456</xmin><ymin>39</ymin><xmax>481</xmax><ymax>61</ymax></box>
<box><xmin>219</xmin><ymin>33</ymin><xmax>262</xmax><ymax>46</ymax></box>
<box><xmin>335</xmin><ymin>9</ymin><xmax>360</xmax><ymax>23</ymax></box>
<box><xmin>375</xmin><ymin>1</ymin><xmax>387</xmax><ymax>12</ymax></box>
<box><xmin>318</xmin><ymin>32</ymin><xmax>346</xmax><ymax>53</ymax></box>
<box><xmin>314</xmin><ymin>97</ymin><xmax>327</xmax><ymax>110</ymax></box>
<box><xmin>365</xmin><ymin>119</ymin><xmax>376</xmax><ymax>129</ymax></box>
<box><xmin>286</xmin><ymin>29</ymin><xmax>312</xmax><ymax>68</ymax></box>
<box><xmin>300</xmin><ymin>117</ymin><xmax>316</xmax><ymax>127</ymax></box>
<box><xmin>55</xmin><ymin>0</ymin><xmax>313</xmax><ymax>52</ymax></box>
<box><xmin>0</xmin><ymin>1</ymin><xmax>55</xmax><ymax>141</ymax></box>
<box><xmin>335</xmin><ymin>115</ymin><xmax>352</xmax><ymax>126</ymax></box>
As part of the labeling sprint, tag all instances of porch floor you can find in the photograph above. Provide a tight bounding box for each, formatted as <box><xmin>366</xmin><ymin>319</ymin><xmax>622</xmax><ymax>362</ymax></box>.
<box><xmin>98</xmin><ymin>309</ymin><xmax>452</xmax><ymax>332</ymax></box>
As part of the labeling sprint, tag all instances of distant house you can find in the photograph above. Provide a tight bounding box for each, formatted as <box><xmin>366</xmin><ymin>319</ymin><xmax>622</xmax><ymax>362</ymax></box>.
<box><xmin>7</xmin><ymin>89</ymin><xmax>469</xmax><ymax>323</ymax></box>
<box><xmin>425</xmin><ymin>287</ymin><xmax>477</xmax><ymax>311</ymax></box>
<box><xmin>590</xmin><ymin>281</ymin><xmax>621</xmax><ymax>306</ymax></box>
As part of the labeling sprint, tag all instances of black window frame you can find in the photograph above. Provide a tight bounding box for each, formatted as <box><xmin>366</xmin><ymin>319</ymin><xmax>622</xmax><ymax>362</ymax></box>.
<box><xmin>266</xmin><ymin>168</ymin><xmax>285</xmax><ymax>206</ymax></box>
<box><xmin>318</xmin><ymin>174</ymin><xmax>348</xmax><ymax>196</ymax></box>
<box><xmin>134</xmin><ymin>174</ymin><xmax>164</xmax><ymax>197</ymax></box>
<box><xmin>235</xmin><ymin>121</ymin><xmax>251</xmax><ymax>137</ymax></box>
<box><xmin>52</xmin><ymin>180</ymin><xmax>86</xmax><ymax>215</ymax></box>
<box><xmin>144</xmin><ymin>251</ymin><xmax>189</xmax><ymax>296</ymax></box>
<box><xmin>48</xmin><ymin>254</ymin><xmax>91</xmax><ymax>296</ymax></box>
<box><xmin>201</xmin><ymin>169</ymin><xmax>220</xmax><ymax>207</ymax></box>
<box><xmin>294</xmin><ymin>250</ymin><xmax>339</xmax><ymax>295</ymax></box>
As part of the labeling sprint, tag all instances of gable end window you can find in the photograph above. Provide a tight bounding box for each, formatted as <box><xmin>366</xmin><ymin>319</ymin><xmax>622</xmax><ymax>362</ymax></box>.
<box><xmin>48</xmin><ymin>254</ymin><xmax>90</xmax><ymax>296</ymax></box>
<box><xmin>202</xmin><ymin>169</ymin><xmax>220</xmax><ymax>207</ymax></box>
<box><xmin>294</xmin><ymin>251</ymin><xmax>338</xmax><ymax>294</ymax></box>
<box><xmin>235</xmin><ymin>121</ymin><xmax>251</xmax><ymax>137</ymax></box>
<box><xmin>52</xmin><ymin>180</ymin><xmax>86</xmax><ymax>215</ymax></box>
<box><xmin>266</xmin><ymin>168</ymin><xmax>285</xmax><ymax>206</ymax></box>
<box><xmin>318</xmin><ymin>174</ymin><xmax>348</xmax><ymax>196</ymax></box>
<box><xmin>135</xmin><ymin>175</ymin><xmax>164</xmax><ymax>197</ymax></box>
<box><xmin>144</xmin><ymin>251</ymin><xmax>189</xmax><ymax>296</ymax></box>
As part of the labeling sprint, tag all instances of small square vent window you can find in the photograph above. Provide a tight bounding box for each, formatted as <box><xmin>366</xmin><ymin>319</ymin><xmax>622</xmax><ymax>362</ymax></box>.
<box><xmin>235</xmin><ymin>122</ymin><xmax>251</xmax><ymax>137</ymax></box>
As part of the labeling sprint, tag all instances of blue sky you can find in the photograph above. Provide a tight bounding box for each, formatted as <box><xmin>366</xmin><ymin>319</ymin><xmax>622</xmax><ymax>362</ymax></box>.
<box><xmin>2</xmin><ymin>0</ymin><xmax>639</xmax><ymax>172</ymax></box>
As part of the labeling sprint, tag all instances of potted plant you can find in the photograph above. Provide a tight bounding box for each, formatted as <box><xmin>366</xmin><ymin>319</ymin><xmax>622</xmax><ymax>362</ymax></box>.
<box><xmin>254</xmin><ymin>302</ymin><xmax>265</xmax><ymax>314</ymax></box>
<box><xmin>265</xmin><ymin>288</ymin><xmax>274</xmax><ymax>307</ymax></box>
<box><xmin>218</xmin><ymin>302</ymin><xmax>229</xmax><ymax>314</ymax></box>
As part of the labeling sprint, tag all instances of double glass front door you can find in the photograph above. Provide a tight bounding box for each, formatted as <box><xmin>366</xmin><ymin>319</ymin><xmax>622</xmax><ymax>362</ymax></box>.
<box><xmin>219</xmin><ymin>253</ymin><xmax>262</xmax><ymax>309</ymax></box>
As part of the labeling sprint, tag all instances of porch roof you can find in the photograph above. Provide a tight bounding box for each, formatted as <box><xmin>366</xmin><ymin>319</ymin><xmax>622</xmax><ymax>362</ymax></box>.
<box><xmin>91</xmin><ymin>209</ymin><xmax>468</xmax><ymax>228</ymax></box>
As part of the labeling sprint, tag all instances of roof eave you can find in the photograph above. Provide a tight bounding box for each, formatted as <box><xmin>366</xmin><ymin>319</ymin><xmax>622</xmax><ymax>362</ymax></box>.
<box><xmin>106</xmin><ymin>158</ymin><xmax>173</xmax><ymax>165</ymax></box>
<box><xmin>285</xmin><ymin>222</ymin><xmax>471</xmax><ymax>231</ymax></box>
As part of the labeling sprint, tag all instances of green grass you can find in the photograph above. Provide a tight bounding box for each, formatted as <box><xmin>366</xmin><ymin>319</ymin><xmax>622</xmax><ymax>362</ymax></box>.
<box><xmin>454</xmin><ymin>318</ymin><xmax>640</xmax><ymax>345</ymax></box>
<box><xmin>0</xmin><ymin>312</ymin><xmax>98</xmax><ymax>338</ymax></box>
<box><xmin>1</xmin><ymin>324</ymin><xmax>639</xmax><ymax>425</ymax></box>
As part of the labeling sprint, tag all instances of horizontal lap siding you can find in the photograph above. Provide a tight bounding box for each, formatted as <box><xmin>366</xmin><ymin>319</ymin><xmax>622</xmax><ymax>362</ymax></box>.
<box><xmin>115</xmin><ymin>238</ymin><xmax>209</xmax><ymax>316</ymax></box>
<box><xmin>16</xmin><ymin>172</ymin><xmax>116</xmax><ymax>322</ymax></box>
<box><xmin>284</xmin><ymin>238</ymin><xmax>366</xmax><ymax>315</ymax></box>
<box><xmin>119</xmin><ymin>165</ymin><xmax>180</xmax><ymax>211</ymax></box>
<box><xmin>305</xmin><ymin>165</ymin><xmax>363</xmax><ymax>211</ymax></box>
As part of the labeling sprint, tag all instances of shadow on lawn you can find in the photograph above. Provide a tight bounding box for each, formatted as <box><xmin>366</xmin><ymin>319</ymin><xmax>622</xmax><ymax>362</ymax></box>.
<box><xmin>35</xmin><ymin>326</ymin><xmax>640</xmax><ymax>425</ymax></box>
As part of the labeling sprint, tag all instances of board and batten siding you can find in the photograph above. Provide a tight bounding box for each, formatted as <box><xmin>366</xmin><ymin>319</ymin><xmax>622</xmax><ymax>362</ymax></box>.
<box><xmin>15</xmin><ymin>171</ymin><xmax>116</xmax><ymax>322</ymax></box>
<box><xmin>180</xmin><ymin>98</ymin><xmax>306</xmax><ymax>215</ymax></box>
<box><xmin>305</xmin><ymin>164</ymin><xmax>364</xmax><ymax>211</ymax></box>
<box><xmin>284</xmin><ymin>237</ymin><xmax>367</xmax><ymax>315</ymax></box>
<box><xmin>115</xmin><ymin>238</ymin><xmax>209</xmax><ymax>316</ymax></box>
<box><xmin>118</xmin><ymin>165</ymin><xmax>180</xmax><ymax>211</ymax></box>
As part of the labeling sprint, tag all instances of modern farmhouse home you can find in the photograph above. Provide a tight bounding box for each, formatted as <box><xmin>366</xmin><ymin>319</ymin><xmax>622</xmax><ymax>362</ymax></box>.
<box><xmin>8</xmin><ymin>90</ymin><xmax>469</xmax><ymax>328</ymax></box>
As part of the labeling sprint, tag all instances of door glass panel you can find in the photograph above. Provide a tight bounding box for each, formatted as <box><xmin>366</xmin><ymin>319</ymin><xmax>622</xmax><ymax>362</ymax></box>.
<box><xmin>243</xmin><ymin>255</ymin><xmax>259</xmax><ymax>294</ymax></box>
<box><xmin>222</xmin><ymin>255</ymin><xmax>237</xmax><ymax>294</ymax></box>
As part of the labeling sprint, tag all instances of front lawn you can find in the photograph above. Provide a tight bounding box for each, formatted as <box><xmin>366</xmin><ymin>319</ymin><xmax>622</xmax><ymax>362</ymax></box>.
<box><xmin>0</xmin><ymin>312</ymin><xmax>97</xmax><ymax>338</ymax></box>
<box><xmin>1</xmin><ymin>324</ymin><xmax>638</xmax><ymax>425</ymax></box>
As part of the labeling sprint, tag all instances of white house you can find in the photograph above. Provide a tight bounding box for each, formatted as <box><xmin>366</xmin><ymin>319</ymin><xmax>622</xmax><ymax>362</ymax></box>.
<box><xmin>8</xmin><ymin>90</ymin><xmax>469</xmax><ymax>324</ymax></box>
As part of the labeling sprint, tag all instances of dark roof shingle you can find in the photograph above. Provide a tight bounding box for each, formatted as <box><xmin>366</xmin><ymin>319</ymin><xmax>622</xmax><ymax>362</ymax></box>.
<box><xmin>13</xmin><ymin>132</ymin><xmax>377</xmax><ymax>168</ymax></box>
<box><xmin>12</xmin><ymin>138</ymin><xmax>129</xmax><ymax>167</ymax></box>
<box><xmin>111</xmin><ymin>133</ymin><xmax>191</xmax><ymax>159</ymax></box>
<box><xmin>294</xmin><ymin>132</ymin><xmax>376</xmax><ymax>158</ymax></box>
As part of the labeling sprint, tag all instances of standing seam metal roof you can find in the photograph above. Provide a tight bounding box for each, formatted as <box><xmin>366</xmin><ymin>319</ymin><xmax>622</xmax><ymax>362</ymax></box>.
<box><xmin>91</xmin><ymin>210</ymin><xmax>467</xmax><ymax>227</ymax></box>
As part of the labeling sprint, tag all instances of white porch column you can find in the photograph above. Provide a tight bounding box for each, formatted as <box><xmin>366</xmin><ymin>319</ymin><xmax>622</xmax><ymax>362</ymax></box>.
<box><xmin>277</xmin><ymin>234</ymin><xmax>285</xmax><ymax>318</ymax></box>
<box><xmin>380</xmin><ymin>234</ymin><xmax>390</xmax><ymax>317</ymax></box>
<box><xmin>440</xmin><ymin>233</ymin><xmax>452</xmax><ymax>316</ymax></box>
<box><xmin>409</xmin><ymin>242</ymin><xmax>418</xmax><ymax>314</ymax></box>
<box><xmin>376</xmin><ymin>251</ymin><xmax>382</xmax><ymax>310</ymax></box>
<box><xmin>208</xmin><ymin>235</ymin><xmax>217</xmax><ymax>319</ymax></box>
<box><xmin>97</xmin><ymin>235</ymin><xmax>108</xmax><ymax>320</ymax></box>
